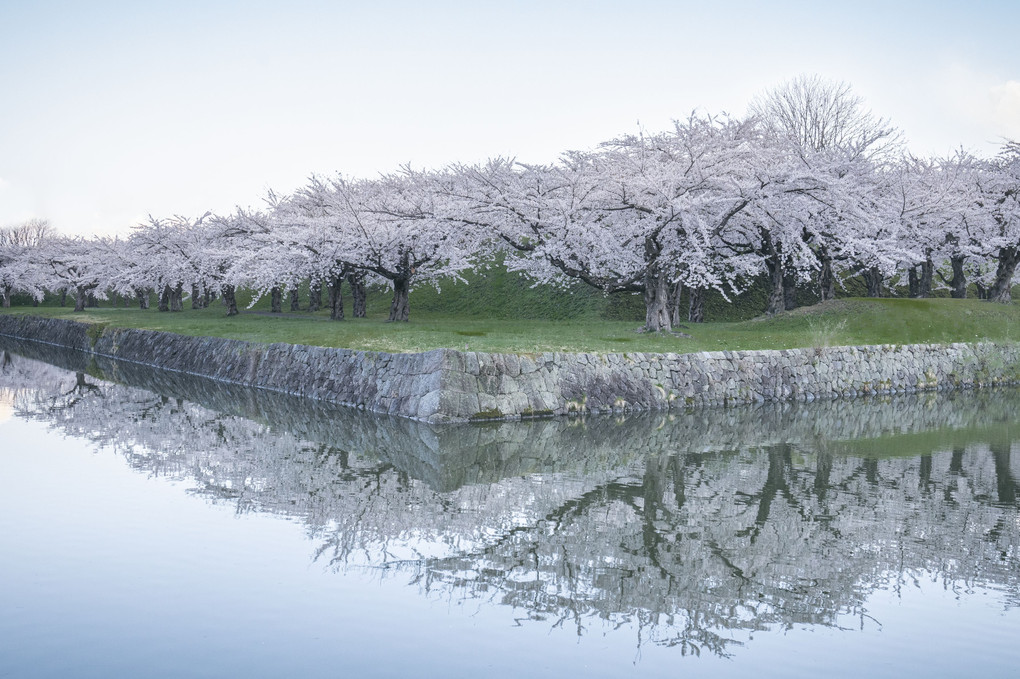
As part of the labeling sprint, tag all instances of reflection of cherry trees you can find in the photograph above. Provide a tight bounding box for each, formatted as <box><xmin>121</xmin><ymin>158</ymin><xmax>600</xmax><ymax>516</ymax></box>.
<box><xmin>2</xmin><ymin>341</ymin><xmax>1019</xmax><ymax>657</ymax></box>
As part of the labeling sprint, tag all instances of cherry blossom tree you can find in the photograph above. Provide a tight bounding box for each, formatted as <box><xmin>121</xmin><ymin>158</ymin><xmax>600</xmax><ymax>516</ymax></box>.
<box><xmin>891</xmin><ymin>152</ymin><xmax>987</xmax><ymax>298</ymax></box>
<box><xmin>749</xmin><ymin>75</ymin><xmax>902</xmax><ymax>308</ymax></box>
<box><xmin>326</xmin><ymin>168</ymin><xmax>478</xmax><ymax>322</ymax></box>
<box><xmin>0</xmin><ymin>219</ymin><xmax>55</xmax><ymax>307</ymax></box>
<box><xmin>38</xmin><ymin>236</ymin><xmax>119</xmax><ymax>311</ymax></box>
<box><xmin>128</xmin><ymin>214</ymin><xmax>211</xmax><ymax>312</ymax></box>
<box><xmin>454</xmin><ymin>114</ymin><xmax>762</xmax><ymax>331</ymax></box>
<box><xmin>266</xmin><ymin>178</ymin><xmax>364</xmax><ymax>321</ymax></box>
<box><xmin>981</xmin><ymin>141</ymin><xmax>1020</xmax><ymax>302</ymax></box>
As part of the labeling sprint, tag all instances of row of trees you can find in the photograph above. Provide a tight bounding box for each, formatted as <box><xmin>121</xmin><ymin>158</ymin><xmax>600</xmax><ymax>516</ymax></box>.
<box><xmin>2</xmin><ymin>76</ymin><xmax>1019</xmax><ymax>332</ymax></box>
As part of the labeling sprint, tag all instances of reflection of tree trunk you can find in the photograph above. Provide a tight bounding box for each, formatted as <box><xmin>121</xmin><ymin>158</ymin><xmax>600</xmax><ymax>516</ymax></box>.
<box><xmin>670</xmin><ymin>455</ymin><xmax>686</xmax><ymax>511</ymax></box>
<box><xmin>992</xmin><ymin>444</ymin><xmax>1016</xmax><ymax>504</ymax></box>
<box><xmin>949</xmin><ymin>447</ymin><xmax>965</xmax><ymax>474</ymax></box>
<box><xmin>642</xmin><ymin>456</ymin><xmax>669</xmax><ymax>511</ymax></box>
<box><xmin>919</xmin><ymin>454</ymin><xmax>932</xmax><ymax>491</ymax></box>
<box><xmin>347</xmin><ymin>272</ymin><xmax>367</xmax><ymax>318</ymax></box>
<box><xmin>750</xmin><ymin>445</ymin><xmax>792</xmax><ymax>539</ymax></box>
<box><xmin>814</xmin><ymin>451</ymin><xmax>832</xmax><ymax>501</ymax></box>
<box><xmin>863</xmin><ymin>458</ymin><xmax>879</xmax><ymax>484</ymax></box>
<box><xmin>640</xmin><ymin>456</ymin><xmax>672</xmax><ymax>568</ymax></box>
<box><xmin>270</xmin><ymin>286</ymin><xmax>282</xmax><ymax>313</ymax></box>
<box><xmin>688</xmin><ymin>287</ymin><xmax>704</xmax><ymax>323</ymax></box>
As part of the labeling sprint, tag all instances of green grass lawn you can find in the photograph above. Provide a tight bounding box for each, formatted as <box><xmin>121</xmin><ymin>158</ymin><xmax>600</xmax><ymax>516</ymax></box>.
<box><xmin>4</xmin><ymin>298</ymin><xmax>1018</xmax><ymax>354</ymax></box>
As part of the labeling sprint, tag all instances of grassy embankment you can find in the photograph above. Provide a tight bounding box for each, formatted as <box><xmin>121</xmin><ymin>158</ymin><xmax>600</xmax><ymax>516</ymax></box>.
<box><xmin>4</xmin><ymin>297</ymin><xmax>1018</xmax><ymax>355</ymax></box>
<box><xmin>3</xmin><ymin>260</ymin><xmax>1018</xmax><ymax>353</ymax></box>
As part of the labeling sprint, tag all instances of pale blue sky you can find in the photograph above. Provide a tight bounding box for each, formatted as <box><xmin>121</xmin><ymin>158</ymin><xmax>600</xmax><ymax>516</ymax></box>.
<box><xmin>2</xmin><ymin>0</ymin><xmax>1018</xmax><ymax>235</ymax></box>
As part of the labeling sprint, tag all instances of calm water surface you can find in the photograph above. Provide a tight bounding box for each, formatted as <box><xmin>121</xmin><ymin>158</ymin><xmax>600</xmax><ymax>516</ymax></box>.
<box><xmin>1</xmin><ymin>339</ymin><xmax>1018</xmax><ymax>678</ymax></box>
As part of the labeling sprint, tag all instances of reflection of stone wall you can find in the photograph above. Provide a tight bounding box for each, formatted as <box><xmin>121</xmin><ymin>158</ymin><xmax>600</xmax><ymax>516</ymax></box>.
<box><xmin>4</xmin><ymin>339</ymin><xmax>1020</xmax><ymax>656</ymax></box>
<box><xmin>5</xmin><ymin>337</ymin><xmax>1020</xmax><ymax>494</ymax></box>
<box><xmin>3</xmin><ymin>314</ymin><xmax>1020</xmax><ymax>423</ymax></box>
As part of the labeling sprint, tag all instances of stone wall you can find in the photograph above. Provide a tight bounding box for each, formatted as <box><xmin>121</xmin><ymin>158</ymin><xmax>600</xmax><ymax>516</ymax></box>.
<box><xmin>0</xmin><ymin>315</ymin><xmax>444</xmax><ymax>420</ymax></box>
<box><xmin>2</xmin><ymin>313</ymin><xmax>1019</xmax><ymax>423</ymax></box>
<box><xmin>447</xmin><ymin>342</ymin><xmax>1020</xmax><ymax>420</ymax></box>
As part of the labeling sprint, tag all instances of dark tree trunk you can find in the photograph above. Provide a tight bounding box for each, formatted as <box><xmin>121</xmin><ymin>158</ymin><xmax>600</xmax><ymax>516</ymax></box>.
<box><xmin>309</xmin><ymin>281</ymin><xmax>322</xmax><ymax>312</ymax></box>
<box><xmin>988</xmin><ymin>246</ymin><xmax>1018</xmax><ymax>303</ymax></box>
<box><xmin>32</xmin><ymin>297</ymin><xmax>39</xmax><ymax>307</ymax></box>
<box><xmin>328</xmin><ymin>275</ymin><xmax>344</xmax><ymax>321</ymax></box>
<box><xmin>388</xmin><ymin>277</ymin><xmax>410</xmax><ymax>322</ymax></box>
<box><xmin>765</xmin><ymin>256</ymin><xmax>784</xmax><ymax>316</ymax></box>
<box><xmin>642</xmin><ymin>269</ymin><xmax>671</xmax><ymax>333</ymax></box>
<box><xmin>87</xmin><ymin>292</ymin><xmax>99</xmax><ymax>308</ymax></box>
<box><xmin>862</xmin><ymin>267</ymin><xmax>883</xmax><ymax>297</ymax></box>
<box><xmin>60</xmin><ymin>289</ymin><xmax>67</xmax><ymax>307</ymax></box>
<box><xmin>347</xmin><ymin>272</ymin><xmax>367</xmax><ymax>318</ymax></box>
<box><xmin>949</xmin><ymin>255</ymin><xmax>967</xmax><ymax>299</ymax></box>
<box><xmin>289</xmin><ymin>288</ymin><xmax>301</xmax><ymax>312</ymax></box>
<box><xmin>136</xmin><ymin>288</ymin><xmax>149</xmax><ymax>310</ymax></box>
<box><xmin>640</xmin><ymin>238</ymin><xmax>670</xmax><ymax>332</ymax></box>
<box><xmin>159</xmin><ymin>285</ymin><xmax>171</xmax><ymax>312</ymax></box>
<box><xmin>688</xmin><ymin>287</ymin><xmax>704</xmax><ymax>323</ymax></box>
<box><xmin>221</xmin><ymin>284</ymin><xmax>238</xmax><ymax>317</ymax></box>
<box><xmin>170</xmin><ymin>283</ymin><xmax>184</xmax><ymax>312</ymax></box>
<box><xmin>191</xmin><ymin>284</ymin><xmax>202</xmax><ymax>309</ymax></box>
<box><xmin>1</xmin><ymin>285</ymin><xmax>9</xmax><ymax>308</ymax></box>
<box><xmin>817</xmin><ymin>250</ymin><xmax>835</xmax><ymax>302</ymax></box>
<box><xmin>976</xmin><ymin>282</ymin><xmax>990</xmax><ymax>300</ymax></box>
<box><xmin>918</xmin><ymin>258</ymin><xmax>934</xmax><ymax>298</ymax></box>
<box><xmin>270</xmin><ymin>286</ymin><xmax>282</xmax><ymax>313</ymax></box>
<box><xmin>74</xmin><ymin>288</ymin><xmax>87</xmax><ymax>312</ymax></box>
<box><xmin>204</xmin><ymin>288</ymin><xmax>214</xmax><ymax>307</ymax></box>
<box><xmin>908</xmin><ymin>266</ymin><xmax>920</xmax><ymax>298</ymax></box>
<box><xmin>668</xmin><ymin>281</ymin><xmax>684</xmax><ymax>328</ymax></box>
<box><xmin>782</xmin><ymin>269</ymin><xmax>797</xmax><ymax>311</ymax></box>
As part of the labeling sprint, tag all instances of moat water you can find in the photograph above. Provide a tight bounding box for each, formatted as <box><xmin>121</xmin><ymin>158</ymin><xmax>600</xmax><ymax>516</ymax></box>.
<box><xmin>1</xmin><ymin>337</ymin><xmax>1018</xmax><ymax>678</ymax></box>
